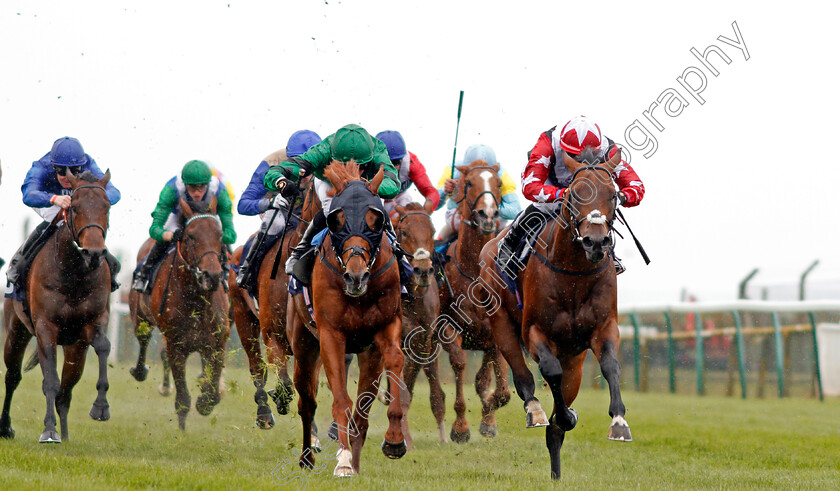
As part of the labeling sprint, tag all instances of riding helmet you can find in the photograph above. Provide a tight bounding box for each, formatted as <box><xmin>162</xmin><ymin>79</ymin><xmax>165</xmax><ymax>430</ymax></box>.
<box><xmin>331</xmin><ymin>124</ymin><xmax>375</xmax><ymax>165</ymax></box>
<box><xmin>181</xmin><ymin>160</ymin><xmax>213</xmax><ymax>185</ymax></box>
<box><xmin>375</xmin><ymin>130</ymin><xmax>407</xmax><ymax>161</ymax></box>
<box><xmin>286</xmin><ymin>130</ymin><xmax>322</xmax><ymax>157</ymax></box>
<box><xmin>50</xmin><ymin>137</ymin><xmax>88</xmax><ymax>167</ymax></box>
<box><xmin>463</xmin><ymin>144</ymin><xmax>497</xmax><ymax>165</ymax></box>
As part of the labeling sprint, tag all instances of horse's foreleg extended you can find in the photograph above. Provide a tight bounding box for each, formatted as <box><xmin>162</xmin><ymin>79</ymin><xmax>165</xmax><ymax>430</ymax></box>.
<box><xmin>36</xmin><ymin>325</ymin><xmax>61</xmax><ymax>443</ymax></box>
<box><xmin>291</xmin><ymin>318</ymin><xmax>322</xmax><ymax>471</ymax></box>
<box><xmin>530</xmin><ymin>334</ymin><xmax>578</xmax><ymax>432</ymax></box>
<box><xmin>318</xmin><ymin>327</ymin><xmax>355</xmax><ymax>477</ymax></box>
<box><xmin>196</xmin><ymin>347</ymin><xmax>225</xmax><ymax>417</ymax></box>
<box><xmin>592</xmin><ymin>333</ymin><xmax>632</xmax><ymax>441</ymax></box>
<box><xmin>350</xmin><ymin>349</ymin><xmax>383</xmax><ymax>474</ymax></box>
<box><xmin>546</xmin><ymin>407</ymin><xmax>566</xmax><ymax>480</ymax></box>
<box><xmin>166</xmin><ymin>346</ymin><xmax>190</xmax><ymax>430</ymax></box>
<box><xmin>1</xmin><ymin>318</ymin><xmax>32</xmax><ymax>439</ymax></box>
<box><xmin>130</xmin><ymin>320</ymin><xmax>151</xmax><ymax>382</ymax></box>
<box><xmin>421</xmin><ymin>357</ymin><xmax>447</xmax><ymax>443</ymax></box>
<box><xmin>442</xmin><ymin>338</ymin><xmax>470</xmax><ymax>443</ymax></box>
<box><xmin>89</xmin><ymin>327</ymin><xmax>111</xmax><ymax>422</ymax></box>
<box><xmin>159</xmin><ymin>344</ymin><xmax>173</xmax><ymax>396</ymax></box>
<box><xmin>374</xmin><ymin>317</ymin><xmax>407</xmax><ymax>460</ymax></box>
<box><xmin>238</xmin><ymin>313</ymin><xmax>270</xmax><ymax>428</ymax></box>
<box><xmin>264</xmin><ymin>329</ymin><xmax>294</xmax><ymax>416</ymax></box>
<box><xmin>57</xmin><ymin>343</ymin><xmax>88</xmax><ymax>441</ymax></box>
<box><xmin>400</xmin><ymin>355</ymin><xmax>421</xmax><ymax>450</ymax></box>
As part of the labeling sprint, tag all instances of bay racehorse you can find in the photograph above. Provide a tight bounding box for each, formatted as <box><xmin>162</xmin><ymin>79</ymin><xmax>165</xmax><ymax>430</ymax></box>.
<box><xmin>287</xmin><ymin>161</ymin><xmax>406</xmax><ymax>477</ymax></box>
<box><xmin>1</xmin><ymin>171</ymin><xmax>114</xmax><ymax>443</ymax></box>
<box><xmin>392</xmin><ymin>202</ymin><xmax>447</xmax><ymax>448</ymax></box>
<box><xmin>438</xmin><ymin>159</ymin><xmax>511</xmax><ymax>442</ymax></box>
<box><xmin>478</xmin><ymin>149</ymin><xmax>632</xmax><ymax>479</ymax></box>
<box><xmin>129</xmin><ymin>198</ymin><xmax>229</xmax><ymax>430</ymax></box>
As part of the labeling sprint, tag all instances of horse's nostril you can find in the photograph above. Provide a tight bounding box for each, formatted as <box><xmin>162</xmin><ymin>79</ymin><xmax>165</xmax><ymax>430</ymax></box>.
<box><xmin>601</xmin><ymin>236</ymin><xmax>612</xmax><ymax>247</ymax></box>
<box><xmin>582</xmin><ymin>237</ymin><xmax>593</xmax><ymax>247</ymax></box>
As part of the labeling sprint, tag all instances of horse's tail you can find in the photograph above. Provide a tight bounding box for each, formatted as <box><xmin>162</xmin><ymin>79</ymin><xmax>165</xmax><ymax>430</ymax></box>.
<box><xmin>23</xmin><ymin>350</ymin><xmax>39</xmax><ymax>372</ymax></box>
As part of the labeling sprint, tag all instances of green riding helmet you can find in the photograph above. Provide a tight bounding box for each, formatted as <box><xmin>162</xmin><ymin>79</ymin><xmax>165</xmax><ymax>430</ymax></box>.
<box><xmin>331</xmin><ymin>124</ymin><xmax>375</xmax><ymax>164</ymax></box>
<box><xmin>182</xmin><ymin>160</ymin><xmax>212</xmax><ymax>185</ymax></box>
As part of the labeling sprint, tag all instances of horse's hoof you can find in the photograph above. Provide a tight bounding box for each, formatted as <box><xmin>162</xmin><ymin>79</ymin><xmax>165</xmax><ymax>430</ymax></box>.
<box><xmin>256</xmin><ymin>411</ymin><xmax>275</xmax><ymax>430</ymax></box>
<box><xmin>89</xmin><ymin>403</ymin><xmax>111</xmax><ymax>422</ymax></box>
<box><xmin>525</xmin><ymin>399</ymin><xmax>549</xmax><ymax>428</ymax></box>
<box><xmin>311</xmin><ymin>432</ymin><xmax>322</xmax><ymax>453</ymax></box>
<box><xmin>607</xmin><ymin>415</ymin><xmax>632</xmax><ymax>442</ymax></box>
<box><xmin>551</xmin><ymin>408</ymin><xmax>578</xmax><ymax>432</ymax></box>
<box><xmin>129</xmin><ymin>365</ymin><xmax>150</xmax><ymax>382</ymax></box>
<box><xmin>38</xmin><ymin>430</ymin><xmax>61</xmax><ymax>443</ymax></box>
<box><xmin>196</xmin><ymin>394</ymin><xmax>218</xmax><ymax>416</ymax></box>
<box><xmin>334</xmin><ymin>449</ymin><xmax>354</xmax><ymax>477</ymax></box>
<box><xmin>158</xmin><ymin>383</ymin><xmax>173</xmax><ymax>397</ymax></box>
<box><xmin>0</xmin><ymin>426</ymin><xmax>15</xmax><ymax>439</ymax></box>
<box><xmin>479</xmin><ymin>421</ymin><xmax>498</xmax><ymax>438</ymax></box>
<box><xmin>450</xmin><ymin>427</ymin><xmax>470</xmax><ymax>444</ymax></box>
<box><xmin>327</xmin><ymin>421</ymin><xmax>339</xmax><ymax>441</ymax></box>
<box><xmin>268</xmin><ymin>385</ymin><xmax>295</xmax><ymax>416</ymax></box>
<box><xmin>381</xmin><ymin>439</ymin><xmax>407</xmax><ymax>459</ymax></box>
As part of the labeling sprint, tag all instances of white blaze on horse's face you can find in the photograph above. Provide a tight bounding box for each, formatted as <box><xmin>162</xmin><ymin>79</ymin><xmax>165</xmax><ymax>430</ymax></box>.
<box><xmin>479</xmin><ymin>171</ymin><xmax>494</xmax><ymax>211</ymax></box>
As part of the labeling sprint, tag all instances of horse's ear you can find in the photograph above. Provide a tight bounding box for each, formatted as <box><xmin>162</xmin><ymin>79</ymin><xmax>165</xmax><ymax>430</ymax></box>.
<box><xmin>367</xmin><ymin>166</ymin><xmax>384</xmax><ymax>195</ymax></box>
<box><xmin>561</xmin><ymin>151</ymin><xmax>584</xmax><ymax>173</ymax></box>
<box><xmin>455</xmin><ymin>164</ymin><xmax>469</xmax><ymax>175</ymax></box>
<box><xmin>65</xmin><ymin>171</ymin><xmax>79</xmax><ymax>188</ymax></box>
<box><xmin>423</xmin><ymin>199</ymin><xmax>435</xmax><ymax>214</ymax></box>
<box><xmin>99</xmin><ymin>169</ymin><xmax>111</xmax><ymax>186</ymax></box>
<box><xmin>604</xmin><ymin>147</ymin><xmax>622</xmax><ymax>173</ymax></box>
<box><xmin>491</xmin><ymin>163</ymin><xmax>500</xmax><ymax>173</ymax></box>
<box><xmin>390</xmin><ymin>212</ymin><xmax>400</xmax><ymax>228</ymax></box>
<box><xmin>209</xmin><ymin>195</ymin><xmax>217</xmax><ymax>215</ymax></box>
<box><xmin>395</xmin><ymin>205</ymin><xmax>407</xmax><ymax>216</ymax></box>
<box><xmin>325</xmin><ymin>161</ymin><xmax>343</xmax><ymax>196</ymax></box>
<box><xmin>179</xmin><ymin>198</ymin><xmax>193</xmax><ymax>218</ymax></box>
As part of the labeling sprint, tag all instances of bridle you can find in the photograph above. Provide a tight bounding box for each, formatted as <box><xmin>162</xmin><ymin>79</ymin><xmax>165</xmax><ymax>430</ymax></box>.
<box><xmin>396</xmin><ymin>211</ymin><xmax>433</xmax><ymax>288</ymax></box>
<box><xmin>560</xmin><ymin>165</ymin><xmax>618</xmax><ymax>246</ymax></box>
<box><xmin>65</xmin><ymin>184</ymin><xmax>109</xmax><ymax>251</ymax></box>
<box><xmin>175</xmin><ymin>213</ymin><xmax>225</xmax><ymax>281</ymax></box>
<box><xmin>453</xmin><ymin>166</ymin><xmax>501</xmax><ymax>229</ymax></box>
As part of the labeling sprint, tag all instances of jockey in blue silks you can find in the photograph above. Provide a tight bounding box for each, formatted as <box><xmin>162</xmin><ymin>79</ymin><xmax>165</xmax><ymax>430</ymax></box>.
<box><xmin>6</xmin><ymin>137</ymin><xmax>122</xmax><ymax>293</ymax></box>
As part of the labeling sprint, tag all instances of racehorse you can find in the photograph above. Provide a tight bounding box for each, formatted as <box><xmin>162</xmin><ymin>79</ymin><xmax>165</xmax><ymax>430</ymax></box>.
<box><xmin>392</xmin><ymin>202</ymin><xmax>447</xmax><ymax>447</ymax></box>
<box><xmin>128</xmin><ymin>198</ymin><xmax>229</xmax><ymax>430</ymax></box>
<box><xmin>1</xmin><ymin>171</ymin><xmax>114</xmax><ymax>443</ymax></box>
<box><xmin>478</xmin><ymin>149</ymin><xmax>632</xmax><ymax>479</ymax></box>
<box><xmin>438</xmin><ymin>159</ymin><xmax>511</xmax><ymax>442</ymax></box>
<box><xmin>287</xmin><ymin>161</ymin><xmax>406</xmax><ymax>477</ymax></box>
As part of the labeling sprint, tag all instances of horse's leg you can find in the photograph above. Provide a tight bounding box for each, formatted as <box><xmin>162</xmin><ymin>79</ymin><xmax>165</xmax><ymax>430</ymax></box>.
<box><xmin>56</xmin><ymin>343</ymin><xmax>88</xmax><ymax>441</ymax></box>
<box><xmin>318</xmin><ymin>327</ymin><xmax>356</xmax><ymax>477</ymax></box>
<box><xmin>196</xmin><ymin>346</ymin><xmax>224</xmax><ymax>417</ymax></box>
<box><xmin>159</xmin><ymin>343</ymin><xmax>173</xmax><ymax>396</ymax></box>
<box><xmin>490</xmin><ymin>311</ymin><xmax>548</xmax><ymax>428</ymax></box>
<box><xmin>475</xmin><ymin>350</ymin><xmax>496</xmax><ymax>438</ymax></box>
<box><xmin>1</xmin><ymin>317</ymin><xmax>33</xmax><ymax>439</ymax></box>
<box><xmin>529</xmin><ymin>330</ymin><xmax>578</xmax><ymax>432</ymax></box>
<box><xmin>400</xmin><ymin>353</ymin><xmax>421</xmax><ymax>451</ymax></box>
<box><xmin>264</xmin><ymin>330</ymin><xmax>294</xmax><ymax>416</ymax></box>
<box><xmin>291</xmin><ymin>321</ymin><xmax>322</xmax><ymax>469</ymax></box>
<box><xmin>89</xmin><ymin>326</ymin><xmax>111</xmax><ymax>422</ymax></box>
<box><xmin>35</xmin><ymin>323</ymin><xmax>61</xmax><ymax>443</ymax></box>
<box><xmin>546</xmin><ymin>354</ymin><xmax>584</xmax><ymax>480</ymax></box>
<box><xmin>374</xmin><ymin>316</ymin><xmax>407</xmax><ymax>459</ymax></box>
<box><xmin>442</xmin><ymin>337</ymin><xmax>470</xmax><ymax>443</ymax></box>
<box><xmin>239</xmin><ymin>312</ymin><xmax>271</xmax><ymax>429</ymax></box>
<box><xmin>421</xmin><ymin>356</ymin><xmax>448</xmax><ymax>444</ymax></box>
<box><xmin>130</xmin><ymin>319</ymin><xmax>152</xmax><ymax>381</ymax></box>
<box><xmin>481</xmin><ymin>347</ymin><xmax>512</xmax><ymax>439</ymax></box>
<box><xmin>591</xmin><ymin>326</ymin><xmax>632</xmax><ymax>441</ymax></box>
<box><xmin>327</xmin><ymin>353</ymin><xmax>354</xmax><ymax>442</ymax></box>
<box><xmin>166</xmin><ymin>345</ymin><xmax>190</xmax><ymax>430</ymax></box>
<box><xmin>349</xmin><ymin>349</ymin><xmax>382</xmax><ymax>474</ymax></box>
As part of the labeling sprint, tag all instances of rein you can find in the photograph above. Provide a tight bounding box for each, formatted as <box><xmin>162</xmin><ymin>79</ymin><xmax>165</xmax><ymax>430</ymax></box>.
<box><xmin>453</xmin><ymin>166</ymin><xmax>501</xmax><ymax>229</ymax></box>
<box><xmin>65</xmin><ymin>184</ymin><xmax>109</xmax><ymax>251</ymax></box>
<box><xmin>318</xmin><ymin>245</ymin><xmax>396</xmax><ymax>282</ymax></box>
<box><xmin>175</xmin><ymin>214</ymin><xmax>225</xmax><ymax>281</ymax></box>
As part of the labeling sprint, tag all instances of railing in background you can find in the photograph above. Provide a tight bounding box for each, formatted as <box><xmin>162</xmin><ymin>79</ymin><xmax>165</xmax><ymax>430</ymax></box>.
<box><xmin>618</xmin><ymin>300</ymin><xmax>840</xmax><ymax>401</ymax></box>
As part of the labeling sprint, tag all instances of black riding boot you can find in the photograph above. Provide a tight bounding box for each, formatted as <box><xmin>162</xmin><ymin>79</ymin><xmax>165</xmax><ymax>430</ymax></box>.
<box><xmin>236</xmin><ymin>232</ymin><xmax>267</xmax><ymax>288</ymax></box>
<box><xmin>132</xmin><ymin>240</ymin><xmax>170</xmax><ymax>292</ymax></box>
<box><xmin>496</xmin><ymin>204</ymin><xmax>543</xmax><ymax>277</ymax></box>
<box><xmin>105</xmin><ymin>250</ymin><xmax>122</xmax><ymax>292</ymax></box>
<box><xmin>285</xmin><ymin>210</ymin><xmax>326</xmax><ymax>275</ymax></box>
<box><xmin>6</xmin><ymin>221</ymin><xmax>52</xmax><ymax>286</ymax></box>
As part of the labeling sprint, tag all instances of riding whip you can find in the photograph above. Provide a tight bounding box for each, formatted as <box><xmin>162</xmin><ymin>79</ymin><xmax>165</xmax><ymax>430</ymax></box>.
<box><xmin>450</xmin><ymin>90</ymin><xmax>465</xmax><ymax>179</ymax></box>
<box><xmin>616</xmin><ymin>208</ymin><xmax>650</xmax><ymax>265</ymax></box>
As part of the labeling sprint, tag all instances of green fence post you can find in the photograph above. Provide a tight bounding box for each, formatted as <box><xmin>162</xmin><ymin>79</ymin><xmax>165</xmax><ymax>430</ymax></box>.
<box><xmin>630</xmin><ymin>313</ymin><xmax>641</xmax><ymax>391</ymax></box>
<box><xmin>808</xmin><ymin>312</ymin><xmax>824</xmax><ymax>401</ymax></box>
<box><xmin>771</xmin><ymin>312</ymin><xmax>785</xmax><ymax>398</ymax></box>
<box><xmin>664</xmin><ymin>311</ymin><xmax>675</xmax><ymax>393</ymax></box>
<box><xmin>731</xmin><ymin>310</ymin><xmax>747</xmax><ymax>399</ymax></box>
<box><xmin>695</xmin><ymin>312</ymin><xmax>704</xmax><ymax>395</ymax></box>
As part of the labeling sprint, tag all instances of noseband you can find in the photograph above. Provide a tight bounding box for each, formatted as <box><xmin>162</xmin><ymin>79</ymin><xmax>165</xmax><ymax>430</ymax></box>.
<box><xmin>561</xmin><ymin>165</ymin><xmax>618</xmax><ymax>245</ymax></box>
<box><xmin>65</xmin><ymin>184</ymin><xmax>109</xmax><ymax>251</ymax></box>
<box><xmin>176</xmin><ymin>214</ymin><xmax>225</xmax><ymax>281</ymax></box>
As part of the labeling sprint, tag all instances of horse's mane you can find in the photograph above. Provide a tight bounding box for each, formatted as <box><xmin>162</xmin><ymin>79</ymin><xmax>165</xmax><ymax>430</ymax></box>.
<box><xmin>573</xmin><ymin>148</ymin><xmax>600</xmax><ymax>165</ymax></box>
<box><xmin>403</xmin><ymin>202</ymin><xmax>424</xmax><ymax>212</ymax></box>
<box><xmin>78</xmin><ymin>171</ymin><xmax>99</xmax><ymax>183</ymax></box>
<box><xmin>325</xmin><ymin>160</ymin><xmax>362</xmax><ymax>196</ymax></box>
<box><xmin>187</xmin><ymin>200</ymin><xmax>211</xmax><ymax>214</ymax></box>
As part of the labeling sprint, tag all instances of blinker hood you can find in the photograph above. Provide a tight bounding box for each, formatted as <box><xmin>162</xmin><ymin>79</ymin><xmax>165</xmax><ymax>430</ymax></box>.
<box><xmin>326</xmin><ymin>181</ymin><xmax>386</xmax><ymax>260</ymax></box>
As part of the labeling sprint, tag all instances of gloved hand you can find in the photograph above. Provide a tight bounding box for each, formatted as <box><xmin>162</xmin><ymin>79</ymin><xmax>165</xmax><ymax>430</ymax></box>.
<box><xmin>50</xmin><ymin>195</ymin><xmax>72</xmax><ymax>209</ymax></box>
<box><xmin>618</xmin><ymin>191</ymin><xmax>627</xmax><ymax>206</ymax></box>
<box><xmin>274</xmin><ymin>176</ymin><xmax>300</xmax><ymax>198</ymax></box>
<box><xmin>271</xmin><ymin>194</ymin><xmax>290</xmax><ymax>210</ymax></box>
<box><xmin>171</xmin><ymin>228</ymin><xmax>184</xmax><ymax>243</ymax></box>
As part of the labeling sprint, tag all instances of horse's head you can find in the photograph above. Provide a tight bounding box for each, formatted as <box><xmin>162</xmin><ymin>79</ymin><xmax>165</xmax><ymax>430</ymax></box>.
<box><xmin>453</xmin><ymin>159</ymin><xmax>501</xmax><ymax>235</ymax></box>
<box><xmin>393</xmin><ymin>201</ymin><xmax>436</xmax><ymax>295</ymax></box>
<box><xmin>562</xmin><ymin>148</ymin><xmax>621</xmax><ymax>264</ymax></box>
<box><xmin>65</xmin><ymin>170</ymin><xmax>111</xmax><ymax>270</ymax></box>
<box><xmin>178</xmin><ymin>196</ymin><xmax>225</xmax><ymax>292</ymax></box>
<box><xmin>324</xmin><ymin>160</ymin><xmax>386</xmax><ymax>297</ymax></box>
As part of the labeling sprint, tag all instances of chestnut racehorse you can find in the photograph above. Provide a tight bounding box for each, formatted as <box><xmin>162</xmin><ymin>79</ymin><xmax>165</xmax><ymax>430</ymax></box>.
<box><xmin>392</xmin><ymin>202</ymin><xmax>447</xmax><ymax>448</ymax></box>
<box><xmin>287</xmin><ymin>162</ymin><xmax>406</xmax><ymax>477</ymax></box>
<box><xmin>2</xmin><ymin>171</ymin><xmax>114</xmax><ymax>443</ymax></box>
<box><xmin>438</xmin><ymin>159</ymin><xmax>511</xmax><ymax>442</ymax></box>
<box><xmin>478</xmin><ymin>150</ymin><xmax>632</xmax><ymax>480</ymax></box>
<box><xmin>129</xmin><ymin>198</ymin><xmax>229</xmax><ymax>430</ymax></box>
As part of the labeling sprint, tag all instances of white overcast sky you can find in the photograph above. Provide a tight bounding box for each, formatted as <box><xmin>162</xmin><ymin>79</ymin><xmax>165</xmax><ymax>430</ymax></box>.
<box><xmin>2</xmin><ymin>0</ymin><xmax>838</xmax><ymax>305</ymax></box>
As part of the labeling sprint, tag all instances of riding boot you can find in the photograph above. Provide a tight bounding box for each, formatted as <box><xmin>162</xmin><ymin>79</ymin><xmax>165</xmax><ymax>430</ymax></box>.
<box><xmin>496</xmin><ymin>204</ymin><xmax>541</xmax><ymax>277</ymax></box>
<box><xmin>132</xmin><ymin>240</ymin><xmax>170</xmax><ymax>292</ymax></box>
<box><xmin>236</xmin><ymin>232</ymin><xmax>266</xmax><ymax>288</ymax></box>
<box><xmin>6</xmin><ymin>221</ymin><xmax>52</xmax><ymax>286</ymax></box>
<box><xmin>221</xmin><ymin>245</ymin><xmax>231</xmax><ymax>292</ymax></box>
<box><xmin>613</xmin><ymin>252</ymin><xmax>626</xmax><ymax>276</ymax></box>
<box><xmin>105</xmin><ymin>250</ymin><xmax>122</xmax><ymax>292</ymax></box>
<box><xmin>285</xmin><ymin>209</ymin><xmax>326</xmax><ymax>275</ymax></box>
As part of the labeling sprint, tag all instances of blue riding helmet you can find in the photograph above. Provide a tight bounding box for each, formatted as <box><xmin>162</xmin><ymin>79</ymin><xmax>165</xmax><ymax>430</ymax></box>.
<box><xmin>50</xmin><ymin>137</ymin><xmax>88</xmax><ymax>167</ymax></box>
<box><xmin>287</xmin><ymin>130</ymin><xmax>322</xmax><ymax>157</ymax></box>
<box><xmin>375</xmin><ymin>130</ymin><xmax>407</xmax><ymax>161</ymax></box>
<box><xmin>463</xmin><ymin>143</ymin><xmax>497</xmax><ymax>165</ymax></box>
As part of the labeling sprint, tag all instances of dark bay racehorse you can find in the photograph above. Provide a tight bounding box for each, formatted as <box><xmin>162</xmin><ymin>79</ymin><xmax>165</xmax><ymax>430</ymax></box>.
<box><xmin>129</xmin><ymin>198</ymin><xmax>229</xmax><ymax>430</ymax></box>
<box><xmin>2</xmin><ymin>171</ymin><xmax>114</xmax><ymax>443</ymax></box>
<box><xmin>287</xmin><ymin>162</ymin><xmax>406</xmax><ymax>477</ymax></box>
<box><xmin>478</xmin><ymin>150</ymin><xmax>632</xmax><ymax>479</ymax></box>
<box><xmin>393</xmin><ymin>202</ymin><xmax>447</xmax><ymax>447</ymax></box>
<box><xmin>438</xmin><ymin>159</ymin><xmax>511</xmax><ymax>442</ymax></box>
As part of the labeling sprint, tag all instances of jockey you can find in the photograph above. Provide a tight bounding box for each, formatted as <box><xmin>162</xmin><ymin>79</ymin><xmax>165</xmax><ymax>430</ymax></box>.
<box><xmin>6</xmin><ymin>137</ymin><xmax>122</xmax><ymax>292</ymax></box>
<box><xmin>496</xmin><ymin>115</ymin><xmax>645</xmax><ymax>275</ymax></box>
<box><xmin>435</xmin><ymin>144</ymin><xmax>521</xmax><ymax>241</ymax></box>
<box><xmin>262</xmin><ymin>123</ymin><xmax>404</xmax><ymax>276</ymax></box>
<box><xmin>374</xmin><ymin>130</ymin><xmax>440</xmax><ymax>216</ymax></box>
<box><xmin>234</xmin><ymin>129</ymin><xmax>322</xmax><ymax>288</ymax></box>
<box><xmin>131</xmin><ymin>159</ymin><xmax>237</xmax><ymax>292</ymax></box>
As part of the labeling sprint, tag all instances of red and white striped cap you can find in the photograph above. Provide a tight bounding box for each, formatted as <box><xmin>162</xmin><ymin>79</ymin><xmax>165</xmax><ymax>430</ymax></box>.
<box><xmin>558</xmin><ymin>116</ymin><xmax>602</xmax><ymax>154</ymax></box>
